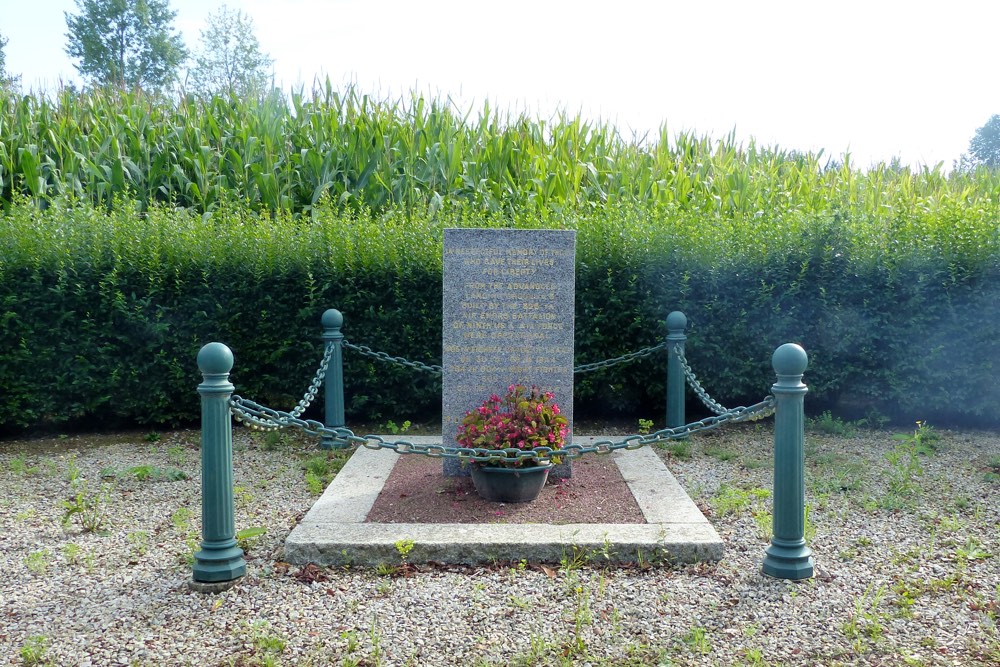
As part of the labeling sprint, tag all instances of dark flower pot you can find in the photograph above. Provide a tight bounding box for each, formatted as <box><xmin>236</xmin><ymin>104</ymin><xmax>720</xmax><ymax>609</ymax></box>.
<box><xmin>469</xmin><ymin>462</ymin><xmax>552</xmax><ymax>503</ymax></box>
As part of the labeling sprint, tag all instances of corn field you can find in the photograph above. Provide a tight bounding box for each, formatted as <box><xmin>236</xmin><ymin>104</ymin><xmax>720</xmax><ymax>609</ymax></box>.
<box><xmin>2</xmin><ymin>81</ymin><xmax>999</xmax><ymax>223</ymax></box>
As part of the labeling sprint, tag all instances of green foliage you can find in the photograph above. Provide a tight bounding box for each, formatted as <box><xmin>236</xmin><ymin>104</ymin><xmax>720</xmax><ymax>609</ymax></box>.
<box><xmin>809</xmin><ymin>410</ymin><xmax>857</xmax><ymax>437</ymax></box>
<box><xmin>0</xmin><ymin>87</ymin><xmax>998</xmax><ymax>432</ymax></box>
<box><xmin>64</xmin><ymin>0</ymin><xmax>187</xmax><ymax>91</ymax></box>
<box><xmin>60</xmin><ymin>481</ymin><xmax>110</xmax><ymax>532</ymax></box>
<box><xmin>964</xmin><ymin>114</ymin><xmax>1000</xmax><ymax>170</ymax></box>
<box><xmin>235</xmin><ymin>526</ymin><xmax>267</xmax><ymax>553</ymax></box>
<box><xmin>188</xmin><ymin>5</ymin><xmax>272</xmax><ymax>99</ymax></box>
<box><xmin>0</xmin><ymin>30</ymin><xmax>20</xmax><ymax>90</ymax></box>
<box><xmin>710</xmin><ymin>485</ymin><xmax>770</xmax><ymax>517</ymax></box>
<box><xmin>19</xmin><ymin>634</ymin><xmax>51</xmax><ymax>666</ymax></box>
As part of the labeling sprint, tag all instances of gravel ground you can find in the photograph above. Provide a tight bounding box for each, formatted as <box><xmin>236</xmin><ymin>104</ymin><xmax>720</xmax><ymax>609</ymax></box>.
<box><xmin>1</xmin><ymin>423</ymin><xmax>998</xmax><ymax>666</ymax></box>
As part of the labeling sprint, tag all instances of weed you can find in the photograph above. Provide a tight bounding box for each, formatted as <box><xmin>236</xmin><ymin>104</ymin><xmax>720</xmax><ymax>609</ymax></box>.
<box><xmin>144</xmin><ymin>430</ymin><xmax>161</xmax><ymax>442</ymax></box>
<box><xmin>661</xmin><ymin>439</ymin><xmax>691</xmax><ymax>460</ymax></box>
<box><xmin>703</xmin><ymin>444</ymin><xmax>738</xmax><ymax>461</ymax></box>
<box><xmin>247</xmin><ymin>621</ymin><xmax>286</xmax><ymax>663</ymax></box>
<box><xmin>9</xmin><ymin>454</ymin><xmax>31</xmax><ymax>475</ymax></box>
<box><xmin>710</xmin><ymin>485</ymin><xmax>769</xmax><ymax>517</ymax></box>
<box><xmin>742</xmin><ymin>646</ymin><xmax>770</xmax><ymax>666</ymax></box>
<box><xmin>61</xmin><ymin>481</ymin><xmax>111</xmax><ymax>533</ymax></box>
<box><xmin>19</xmin><ymin>635</ymin><xmax>51</xmax><ymax>666</ymax></box>
<box><xmin>263</xmin><ymin>430</ymin><xmax>286</xmax><ymax>451</ymax></box>
<box><xmin>24</xmin><ymin>549</ymin><xmax>51</xmax><ymax>575</ymax></box>
<box><xmin>637</xmin><ymin>418</ymin><xmax>654</xmax><ymax>435</ymax></box>
<box><xmin>127</xmin><ymin>530</ymin><xmax>151</xmax><ymax>558</ymax></box>
<box><xmin>62</xmin><ymin>542</ymin><xmax>82</xmax><ymax>565</ymax></box>
<box><xmin>809</xmin><ymin>410</ymin><xmax>856</xmax><ymax>437</ymax></box>
<box><xmin>384</xmin><ymin>419</ymin><xmax>412</xmax><ymax>435</ymax></box>
<box><xmin>166</xmin><ymin>445</ymin><xmax>187</xmax><ymax>466</ymax></box>
<box><xmin>394</xmin><ymin>538</ymin><xmax>414</xmax><ymax>564</ymax></box>
<box><xmin>751</xmin><ymin>508</ymin><xmax>773</xmax><ymax>542</ymax></box>
<box><xmin>881</xmin><ymin>435</ymin><xmax>924</xmax><ymax>510</ymax></box>
<box><xmin>64</xmin><ymin>454</ymin><xmax>81</xmax><ymax>483</ymax></box>
<box><xmin>681</xmin><ymin>624</ymin><xmax>711</xmax><ymax>656</ymax></box>
<box><xmin>893</xmin><ymin>420</ymin><xmax>941</xmax><ymax>456</ymax></box>
<box><xmin>235</xmin><ymin>526</ymin><xmax>267</xmax><ymax>554</ymax></box>
<box><xmin>233</xmin><ymin>485</ymin><xmax>254</xmax><ymax>508</ymax></box>
<box><xmin>955</xmin><ymin>537</ymin><xmax>993</xmax><ymax>565</ymax></box>
<box><xmin>841</xmin><ymin>584</ymin><xmax>888</xmax><ymax>650</ymax></box>
<box><xmin>302</xmin><ymin>451</ymin><xmax>350</xmax><ymax>495</ymax></box>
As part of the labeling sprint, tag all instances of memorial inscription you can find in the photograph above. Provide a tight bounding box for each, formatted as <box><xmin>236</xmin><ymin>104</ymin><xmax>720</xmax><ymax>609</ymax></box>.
<box><xmin>442</xmin><ymin>229</ymin><xmax>576</xmax><ymax>476</ymax></box>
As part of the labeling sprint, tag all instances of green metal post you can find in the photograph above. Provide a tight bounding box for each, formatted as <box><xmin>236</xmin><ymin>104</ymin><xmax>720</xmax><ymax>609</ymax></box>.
<box><xmin>666</xmin><ymin>311</ymin><xmax>687</xmax><ymax>428</ymax></box>
<box><xmin>191</xmin><ymin>342</ymin><xmax>246</xmax><ymax>590</ymax></box>
<box><xmin>320</xmin><ymin>308</ymin><xmax>346</xmax><ymax>450</ymax></box>
<box><xmin>762</xmin><ymin>343</ymin><xmax>814</xmax><ymax>580</ymax></box>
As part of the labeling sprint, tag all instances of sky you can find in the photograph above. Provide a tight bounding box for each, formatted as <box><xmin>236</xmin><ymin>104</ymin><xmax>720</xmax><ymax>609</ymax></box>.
<box><xmin>2</xmin><ymin>0</ymin><xmax>998</xmax><ymax>170</ymax></box>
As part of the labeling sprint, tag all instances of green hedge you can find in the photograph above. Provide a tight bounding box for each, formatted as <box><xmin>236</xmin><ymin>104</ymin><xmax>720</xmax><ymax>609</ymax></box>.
<box><xmin>1</xmin><ymin>197</ymin><xmax>998</xmax><ymax>433</ymax></box>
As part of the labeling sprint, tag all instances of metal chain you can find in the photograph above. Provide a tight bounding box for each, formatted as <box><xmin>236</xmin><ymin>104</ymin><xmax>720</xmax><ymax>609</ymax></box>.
<box><xmin>229</xmin><ymin>343</ymin><xmax>333</xmax><ymax>432</ymax></box>
<box><xmin>290</xmin><ymin>342</ymin><xmax>334</xmax><ymax>419</ymax></box>
<box><xmin>343</xmin><ymin>340</ymin><xmax>443</xmax><ymax>375</ymax></box>
<box><xmin>340</xmin><ymin>338</ymin><xmax>669</xmax><ymax>377</ymax></box>
<box><xmin>574</xmin><ymin>341</ymin><xmax>669</xmax><ymax>374</ymax></box>
<box><xmin>671</xmin><ymin>343</ymin><xmax>729</xmax><ymax>415</ymax></box>
<box><xmin>228</xmin><ymin>394</ymin><xmax>776</xmax><ymax>461</ymax></box>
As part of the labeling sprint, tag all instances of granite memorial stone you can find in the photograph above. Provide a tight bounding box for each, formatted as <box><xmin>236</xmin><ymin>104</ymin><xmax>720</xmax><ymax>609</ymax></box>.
<box><xmin>442</xmin><ymin>228</ymin><xmax>576</xmax><ymax>476</ymax></box>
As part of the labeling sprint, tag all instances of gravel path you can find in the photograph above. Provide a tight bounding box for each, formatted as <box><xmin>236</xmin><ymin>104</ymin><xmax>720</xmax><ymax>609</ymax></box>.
<box><xmin>1</xmin><ymin>424</ymin><xmax>998</xmax><ymax>666</ymax></box>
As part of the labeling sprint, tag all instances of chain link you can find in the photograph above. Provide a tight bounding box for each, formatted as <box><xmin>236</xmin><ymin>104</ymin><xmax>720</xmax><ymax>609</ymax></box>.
<box><xmin>573</xmin><ymin>341</ymin><xmax>669</xmax><ymax>374</ymax></box>
<box><xmin>229</xmin><ymin>344</ymin><xmax>334</xmax><ymax>432</ymax></box>
<box><xmin>228</xmin><ymin>394</ymin><xmax>776</xmax><ymax>461</ymax></box>
<box><xmin>343</xmin><ymin>340</ymin><xmax>443</xmax><ymax>375</ymax></box>
<box><xmin>340</xmin><ymin>338</ymin><xmax>670</xmax><ymax>377</ymax></box>
<box><xmin>671</xmin><ymin>343</ymin><xmax>729</xmax><ymax>415</ymax></box>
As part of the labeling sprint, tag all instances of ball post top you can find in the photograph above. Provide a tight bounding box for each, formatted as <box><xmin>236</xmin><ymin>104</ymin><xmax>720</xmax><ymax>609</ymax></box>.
<box><xmin>321</xmin><ymin>309</ymin><xmax>344</xmax><ymax>329</ymax></box>
<box><xmin>772</xmin><ymin>343</ymin><xmax>808</xmax><ymax>376</ymax></box>
<box><xmin>665</xmin><ymin>311</ymin><xmax>687</xmax><ymax>331</ymax></box>
<box><xmin>197</xmin><ymin>342</ymin><xmax>234</xmax><ymax>375</ymax></box>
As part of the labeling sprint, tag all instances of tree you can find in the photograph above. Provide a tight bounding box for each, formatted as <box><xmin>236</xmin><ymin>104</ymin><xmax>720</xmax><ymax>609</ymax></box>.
<box><xmin>64</xmin><ymin>0</ymin><xmax>188</xmax><ymax>91</ymax></box>
<box><xmin>0</xmin><ymin>30</ymin><xmax>21</xmax><ymax>90</ymax></box>
<box><xmin>961</xmin><ymin>115</ymin><xmax>1000</xmax><ymax>170</ymax></box>
<box><xmin>187</xmin><ymin>5</ymin><xmax>272</xmax><ymax>98</ymax></box>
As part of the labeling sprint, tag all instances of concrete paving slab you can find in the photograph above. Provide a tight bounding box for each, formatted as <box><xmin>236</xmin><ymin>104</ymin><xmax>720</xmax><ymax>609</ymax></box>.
<box><xmin>284</xmin><ymin>436</ymin><xmax>723</xmax><ymax>566</ymax></box>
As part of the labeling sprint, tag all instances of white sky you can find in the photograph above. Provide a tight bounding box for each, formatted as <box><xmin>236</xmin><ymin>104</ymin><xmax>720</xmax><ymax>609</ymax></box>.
<box><xmin>2</xmin><ymin>0</ymin><xmax>998</xmax><ymax>170</ymax></box>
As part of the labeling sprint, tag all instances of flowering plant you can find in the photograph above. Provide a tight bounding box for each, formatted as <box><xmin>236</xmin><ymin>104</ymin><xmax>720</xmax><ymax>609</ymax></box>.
<box><xmin>456</xmin><ymin>384</ymin><xmax>569</xmax><ymax>467</ymax></box>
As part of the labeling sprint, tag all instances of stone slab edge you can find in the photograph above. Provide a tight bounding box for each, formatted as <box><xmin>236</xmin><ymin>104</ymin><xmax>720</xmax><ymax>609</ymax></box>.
<box><xmin>285</xmin><ymin>437</ymin><xmax>723</xmax><ymax>566</ymax></box>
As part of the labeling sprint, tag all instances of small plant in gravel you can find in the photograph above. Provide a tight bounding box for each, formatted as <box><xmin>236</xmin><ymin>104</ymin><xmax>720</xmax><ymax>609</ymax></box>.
<box><xmin>127</xmin><ymin>530</ymin><xmax>151</xmax><ymax>559</ymax></box>
<box><xmin>809</xmin><ymin>410</ymin><xmax>857</xmax><ymax>437</ymax></box>
<box><xmin>661</xmin><ymin>439</ymin><xmax>692</xmax><ymax>460</ymax></box>
<box><xmin>23</xmin><ymin>549</ymin><xmax>51</xmax><ymax>575</ymax></box>
<box><xmin>10</xmin><ymin>454</ymin><xmax>39</xmax><ymax>475</ymax></box>
<box><xmin>236</xmin><ymin>526</ymin><xmax>268</xmax><ymax>554</ymax></box>
<box><xmin>751</xmin><ymin>508</ymin><xmax>772</xmax><ymax>542</ymax></box>
<box><xmin>244</xmin><ymin>620</ymin><xmax>287</xmax><ymax>665</ymax></box>
<box><xmin>680</xmin><ymin>624</ymin><xmax>711</xmax><ymax>656</ymax></box>
<box><xmin>301</xmin><ymin>451</ymin><xmax>350</xmax><ymax>495</ymax></box>
<box><xmin>144</xmin><ymin>430</ymin><xmax>161</xmax><ymax>442</ymax></box>
<box><xmin>637</xmin><ymin>418</ymin><xmax>654</xmax><ymax>435</ymax></box>
<box><xmin>881</xmin><ymin>434</ymin><xmax>926</xmax><ymax>510</ymax></box>
<box><xmin>100</xmin><ymin>464</ymin><xmax>187</xmax><ymax>482</ymax></box>
<box><xmin>702</xmin><ymin>444</ymin><xmax>738</xmax><ymax>461</ymax></box>
<box><xmin>19</xmin><ymin>634</ymin><xmax>51</xmax><ymax>666</ymax></box>
<box><xmin>710</xmin><ymin>485</ymin><xmax>769</xmax><ymax>517</ymax></box>
<box><xmin>60</xmin><ymin>481</ymin><xmax>111</xmax><ymax>533</ymax></box>
<box><xmin>64</xmin><ymin>454</ymin><xmax>80</xmax><ymax>483</ymax></box>
<box><xmin>841</xmin><ymin>583</ymin><xmax>888</xmax><ymax>651</ymax></box>
<box><xmin>166</xmin><ymin>444</ymin><xmax>188</xmax><ymax>466</ymax></box>
<box><xmin>61</xmin><ymin>542</ymin><xmax>82</xmax><ymax>565</ymax></box>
